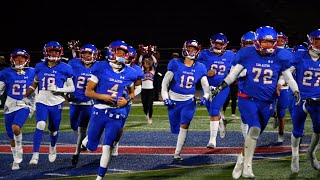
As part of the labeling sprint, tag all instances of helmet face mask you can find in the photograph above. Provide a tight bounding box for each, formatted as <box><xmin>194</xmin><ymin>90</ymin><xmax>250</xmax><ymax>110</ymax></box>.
<box><xmin>254</xmin><ymin>26</ymin><xmax>278</xmax><ymax>55</ymax></box>
<box><xmin>80</xmin><ymin>44</ymin><xmax>98</xmax><ymax>65</ymax></box>
<box><xmin>106</xmin><ymin>40</ymin><xmax>129</xmax><ymax>64</ymax></box>
<box><xmin>43</xmin><ymin>41</ymin><xmax>64</xmax><ymax>62</ymax></box>
<box><xmin>10</xmin><ymin>49</ymin><xmax>30</xmax><ymax>70</ymax></box>
<box><xmin>126</xmin><ymin>46</ymin><xmax>137</xmax><ymax>65</ymax></box>
<box><xmin>277</xmin><ymin>32</ymin><xmax>288</xmax><ymax>48</ymax></box>
<box><xmin>308</xmin><ymin>29</ymin><xmax>320</xmax><ymax>55</ymax></box>
<box><xmin>182</xmin><ymin>40</ymin><xmax>201</xmax><ymax>60</ymax></box>
<box><xmin>210</xmin><ymin>33</ymin><xmax>228</xmax><ymax>55</ymax></box>
<box><xmin>240</xmin><ymin>31</ymin><xmax>255</xmax><ymax>47</ymax></box>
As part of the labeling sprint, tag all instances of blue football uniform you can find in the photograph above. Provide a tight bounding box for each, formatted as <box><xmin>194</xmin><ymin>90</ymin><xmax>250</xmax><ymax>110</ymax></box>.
<box><xmin>235</xmin><ymin>47</ymin><xmax>292</xmax><ymax>131</ymax></box>
<box><xmin>32</xmin><ymin>61</ymin><xmax>73</xmax><ymax>153</ymax></box>
<box><xmin>166</xmin><ymin>59</ymin><xmax>207</xmax><ymax>134</ymax></box>
<box><xmin>0</xmin><ymin>67</ymin><xmax>35</xmax><ymax>139</ymax></box>
<box><xmin>68</xmin><ymin>58</ymin><xmax>95</xmax><ymax>131</ymax></box>
<box><xmin>122</xmin><ymin>64</ymin><xmax>143</xmax><ymax>127</ymax></box>
<box><xmin>197</xmin><ymin>49</ymin><xmax>235</xmax><ymax>116</ymax></box>
<box><xmin>291</xmin><ymin>51</ymin><xmax>320</xmax><ymax>138</ymax></box>
<box><xmin>86</xmin><ymin>62</ymin><xmax>137</xmax><ymax>151</ymax></box>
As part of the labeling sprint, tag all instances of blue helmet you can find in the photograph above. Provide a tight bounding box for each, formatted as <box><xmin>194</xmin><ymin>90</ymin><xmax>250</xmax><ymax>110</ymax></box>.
<box><xmin>292</xmin><ymin>45</ymin><xmax>307</xmax><ymax>53</ymax></box>
<box><xmin>182</xmin><ymin>39</ymin><xmax>201</xmax><ymax>60</ymax></box>
<box><xmin>105</xmin><ymin>40</ymin><xmax>129</xmax><ymax>64</ymax></box>
<box><xmin>307</xmin><ymin>29</ymin><xmax>320</xmax><ymax>54</ymax></box>
<box><xmin>43</xmin><ymin>41</ymin><xmax>64</xmax><ymax>62</ymax></box>
<box><xmin>254</xmin><ymin>26</ymin><xmax>278</xmax><ymax>55</ymax></box>
<box><xmin>127</xmin><ymin>45</ymin><xmax>137</xmax><ymax>65</ymax></box>
<box><xmin>80</xmin><ymin>44</ymin><xmax>98</xmax><ymax>64</ymax></box>
<box><xmin>10</xmin><ymin>49</ymin><xmax>30</xmax><ymax>69</ymax></box>
<box><xmin>277</xmin><ymin>32</ymin><xmax>289</xmax><ymax>48</ymax></box>
<box><xmin>240</xmin><ymin>31</ymin><xmax>255</xmax><ymax>47</ymax></box>
<box><xmin>210</xmin><ymin>33</ymin><xmax>228</xmax><ymax>55</ymax></box>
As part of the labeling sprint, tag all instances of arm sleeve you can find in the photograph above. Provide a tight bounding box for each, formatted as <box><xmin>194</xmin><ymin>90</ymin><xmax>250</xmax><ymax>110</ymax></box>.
<box><xmin>278</xmin><ymin>75</ymin><xmax>285</xmax><ymax>86</ymax></box>
<box><xmin>200</xmin><ymin>76</ymin><xmax>210</xmax><ymax>99</ymax></box>
<box><xmin>282</xmin><ymin>68</ymin><xmax>299</xmax><ymax>92</ymax></box>
<box><xmin>161</xmin><ymin>71</ymin><xmax>174</xmax><ymax>100</ymax></box>
<box><xmin>0</xmin><ymin>81</ymin><xmax>5</xmax><ymax>96</ymax></box>
<box><xmin>134</xmin><ymin>85</ymin><xmax>142</xmax><ymax>96</ymax></box>
<box><xmin>224</xmin><ymin>64</ymin><xmax>244</xmax><ymax>85</ymax></box>
<box><xmin>58</xmin><ymin>78</ymin><xmax>75</xmax><ymax>93</ymax></box>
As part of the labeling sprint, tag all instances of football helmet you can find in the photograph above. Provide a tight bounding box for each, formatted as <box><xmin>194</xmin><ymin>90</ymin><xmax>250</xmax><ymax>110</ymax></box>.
<box><xmin>307</xmin><ymin>29</ymin><xmax>320</xmax><ymax>55</ymax></box>
<box><xmin>10</xmin><ymin>49</ymin><xmax>30</xmax><ymax>69</ymax></box>
<box><xmin>277</xmin><ymin>32</ymin><xmax>289</xmax><ymax>48</ymax></box>
<box><xmin>254</xmin><ymin>26</ymin><xmax>278</xmax><ymax>55</ymax></box>
<box><xmin>43</xmin><ymin>41</ymin><xmax>64</xmax><ymax>62</ymax></box>
<box><xmin>127</xmin><ymin>45</ymin><xmax>137</xmax><ymax>65</ymax></box>
<box><xmin>292</xmin><ymin>44</ymin><xmax>307</xmax><ymax>53</ymax></box>
<box><xmin>182</xmin><ymin>39</ymin><xmax>201</xmax><ymax>60</ymax></box>
<box><xmin>210</xmin><ymin>33</ymin><xmax>228</xmax><ymax>55</ymax></box>
<box><xmin>105</xmin><ymin>40</ymin><xmax>129</xmax><ymax>64</ymax></box>
<box><xmin>240</xmin><ymin>31</ymin><xmax>255</xmax><ymax>47</ymax></box>
<box><xmin>80</xmin><ymin>44</ymin><xmax>98</xmax><ymax>64</ymax></box>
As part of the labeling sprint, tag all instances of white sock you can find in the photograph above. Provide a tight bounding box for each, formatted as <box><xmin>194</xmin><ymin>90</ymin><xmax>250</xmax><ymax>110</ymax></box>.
<box><xmin>241</xmin><ymin>122</ymin><xmax>249</xmax><ymax>138</ymax></box>
<box><xmin>309</xmin><ymin>133</ymin><xmax>320</xmax><ymax>155</ymax></box>
<box><xmin>175</xmin><ymin>128</ymin><xmax>188</xmax><ymax>155</ymax></box>
<box><xmin>244</xmin><ymin>135</ymin><xmax>257</xmax><ymax>167</ymax></box>
<box><xmin>32</xmin><ymin>152</ymin><xmax>39</xmax><ymax>159</ymax></box>
<box><xmin>11</xmin><ymin>147</ymin><xmax>16</xmax><ymax>160</ymax></box>
<box><xmin>209</xmin><ymin>121</ymin><xmax>219</xmax><ymax>143</ymax></box>
<box><xmin>14</xmin><ymin>133</ymin><xmax>22</xmax><ymax>150</ymax></box>
<box><xmin>291</xmin><ymin>134</ymin><xmax>300</xmax><ymax>157</ymax></box>
<box><xmin>75</xmin><ymin>127</ymin><xmax>87</xmax><ymax>155</ymax></box>
<box><xmin>100</xmin><ymin>145</ymin><xmax>111</xmax><ymax>168</ymax></box>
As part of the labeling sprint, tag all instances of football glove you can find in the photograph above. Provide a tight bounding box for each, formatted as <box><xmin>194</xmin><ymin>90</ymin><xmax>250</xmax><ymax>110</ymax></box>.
<box><xmin>163</xmin><ymin>99</ymin><xmax>175</xmax><ymax>108</ymax></box>
<box><xmin>197</xmin><ymin>97</ymin><xmax>207</xmax><ymax>106</ymax></box>
<box><xmin>293</xmin><ymin>91</ymin><xmax>301</xmax><ymax>105</ymax></box>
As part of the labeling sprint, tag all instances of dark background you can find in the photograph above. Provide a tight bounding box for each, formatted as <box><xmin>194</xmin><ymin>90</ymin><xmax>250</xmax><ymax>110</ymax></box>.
<box><xmin>1</xmin><ymin>0</ymin><xmax>320</xmax><ymax>62</ymax></box>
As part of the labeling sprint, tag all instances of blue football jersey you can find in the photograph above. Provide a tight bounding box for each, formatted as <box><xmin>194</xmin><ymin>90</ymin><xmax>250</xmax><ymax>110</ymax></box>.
<box><xmin>197</xmin><ymin>49</ymin><xmax>235</xmax><ymax>87</ymax></box>
<box><xmin>131</xmin><ymin>64</ymin><xmax>144</xmax><ymax>80</ymax></box>
<box><xmin>91</xmin><ymin>62</ymin><xmax>138</xmax><ymax>105</ymax></box>
<box><xmin>68</xmin><ymin>58</ymin><xmax>95</xmax><ymax>103</ymax></box>
<box><xmin>34</xmin><ymin>61</ymin><xmax>73</xmax><ymax>90</ymax></box>
<box><xmin>235</xmin><ymin>47</ymin><xmax>292</xmax><ymax>102</ymax></box>
<box><xmin>168</xmin><ymin>59</ymin><xmax>207</xmax><ymax>95</ymax></box>
<box><xmin>0</xmin><ymin>67</ymin><xmax>35</xmax><ymax>100</ymax></box>
<box><xmin>292</xmin><ymin>51</ymin><xmax>320</xmax><ymax>99</ymax></box>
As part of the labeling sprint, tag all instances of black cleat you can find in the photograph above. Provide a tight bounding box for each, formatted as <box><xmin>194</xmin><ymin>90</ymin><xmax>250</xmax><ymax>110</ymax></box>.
<box><xmin>80</xmin><ymin>144</ymin><xmax>87</xmax><ymax>151</ymax></box>
<box><xmin>71</xmin><ymin>154</ymin><xmax>79</xmax><ymax>166</ymax></box>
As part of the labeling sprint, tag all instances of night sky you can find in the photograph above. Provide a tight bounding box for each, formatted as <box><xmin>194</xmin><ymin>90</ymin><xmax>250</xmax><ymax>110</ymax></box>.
<box><xmin>1</xmin><ymin>0</ymin><xmax>320</xmax><ymax>59</ymax></box>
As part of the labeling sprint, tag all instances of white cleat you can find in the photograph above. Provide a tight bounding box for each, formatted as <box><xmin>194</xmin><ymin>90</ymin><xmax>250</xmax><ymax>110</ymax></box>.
<box><xmin>173</xmin><ymin>154</ymin><xmax>183</xmax><ymax>161</ymax></box>
<box><xmin>219</xmin><ymin>118</ymin><xmax>226</xmax><ymax>138</ymax></box>
<box><xmin>308</xmin><ymin>151</ymin><xmax>320</xmax><ymax>170</ymax></box>
<box><xmin>147</xmin><ymin>118</ymin><xmax>153</xmax><ymax>124</ymax></box>
<box><xmin>242</xmin><ymin>164</ymin><xmax>255</xmax><ymax>178</ymax></box>
<box><xmin>29</xmin><ymin>153</ymin><xmax>39</xmax><ymax>165</ymax></box>
<box><xmin>14</xmin><ymin>148</ymin><xmax>23</xmax><ymax>164</ymax></box>
<box><xmin>11</xmin><ymin>162</ymin><xmax>20</xmax><ymax>170</ymax></box>
<box><xmin>206</xmin><ymin>142</ymin><xmax>216</xmax><ymax>149</ymax></box>
<box><xmin>231</xmin><ymin>114</ymin><xmax>239</xmax><ymax>120</ymax></box>
<box><xmin>232</xmin><ymin>154</ymin><xmax>244</xmax><ymax>179</ymax></box>
<box><xmin>111</xmin><ymin>146</ymin><xmax>119</xmax><ymax>156</ymax></box>
<box><xmin>291</xmin><ymin>155</ymin><xmax>299</xmax><ymax>173</ymax></box>
<box><xmin>49</xmin><ymin>145</ymin><xmax>57</xmax><ymax>162</ymax></box>
<box><xmin>277</xmin><ymin>134</ymin><xmax>284</xmax><ymax>143</ymax></box>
